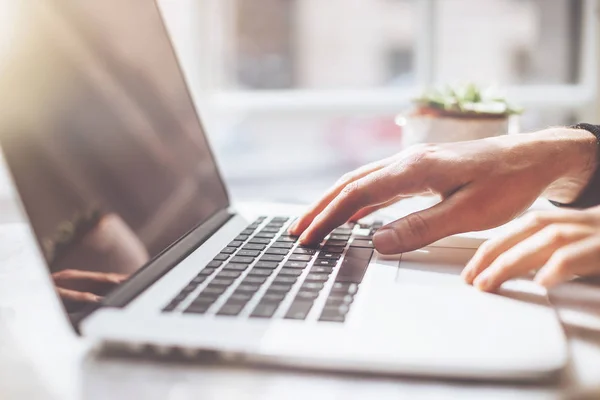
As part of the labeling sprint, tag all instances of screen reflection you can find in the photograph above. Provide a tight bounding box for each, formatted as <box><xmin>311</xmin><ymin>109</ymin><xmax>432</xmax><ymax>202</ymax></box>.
<box><xmin>0</xmin><ymin>0</ymin><xmax>229</xmax><ymax>317</ymax></box>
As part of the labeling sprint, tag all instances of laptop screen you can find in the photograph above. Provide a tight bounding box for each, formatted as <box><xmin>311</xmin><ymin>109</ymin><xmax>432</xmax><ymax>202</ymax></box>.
<box><xmin>0</xmin><ymin>0</ymin><xmax>229</xmax><ymax>317</ymax></box>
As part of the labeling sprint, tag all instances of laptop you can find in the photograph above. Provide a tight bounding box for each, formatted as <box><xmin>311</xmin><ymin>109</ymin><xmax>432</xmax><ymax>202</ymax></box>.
<box><xmin>0</xmin><ymin>0</ymin><xmax>566</xmax><ymax>380</ymax></box>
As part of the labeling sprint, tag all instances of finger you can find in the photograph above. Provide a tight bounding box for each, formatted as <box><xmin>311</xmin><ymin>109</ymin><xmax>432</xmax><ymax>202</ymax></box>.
<box><xmin>471</xmin><ymin>223</ymin><xmax>594</xmax><ymax>292</ymax></box>
<box><xmin>536</xmin><ymin>234</ymin><xmax>600</xmax><ymax>287</ymax></box>
<box><xmin>53</xmin><ymin>269</ymin><xmax>128</xmax><ymax>292</ymax></box>
<box><xmin>372</xmin><ymin>188</ymin><xmax>476</xmax><ymax>254</ymax></box>
<box><xmin>299</xmin><ymin>162</ymin><xmax>426</xmax><ymax>245</ymax></box>
<box><xmin>289</xmin><ymin>156</ymin><xmax>395</xmax><ymax>236</ymax></box>
<box><xmin>56</xmin><ymin>287</ymin><xmax>101</xmax><ymax>303</ymax></box>
<box><xmin>348</xmin><ymin>195</ymin><xmax>407</xmax><ymax>222</ymax></box>
<box><xmin>462</xmin><ymin>208</ymin><xmax>592</xmax><ymax>284</ymax></box>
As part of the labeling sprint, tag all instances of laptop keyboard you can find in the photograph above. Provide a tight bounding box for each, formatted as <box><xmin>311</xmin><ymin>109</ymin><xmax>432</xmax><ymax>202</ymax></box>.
<box><xmin>161</xmin><ymin>216</ymin><xmax>381</xmax><ymax>323</ymax></box>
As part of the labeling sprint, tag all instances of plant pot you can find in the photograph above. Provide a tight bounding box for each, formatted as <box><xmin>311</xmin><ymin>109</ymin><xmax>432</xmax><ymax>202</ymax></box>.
<box><xmin>398</xmin><ymin>113</ymin><xmax>510</xmax><ymax>148</ymax></box>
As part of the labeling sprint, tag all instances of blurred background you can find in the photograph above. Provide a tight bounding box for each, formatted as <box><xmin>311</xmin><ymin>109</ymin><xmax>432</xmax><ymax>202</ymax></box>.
<box><xmin>27</xmin><ymin>1</ymin><xmax>600</xmax><ymax>206</ymax></box>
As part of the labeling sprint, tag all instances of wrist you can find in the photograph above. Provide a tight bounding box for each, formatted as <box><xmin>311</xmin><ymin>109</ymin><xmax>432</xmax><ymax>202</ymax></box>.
<box><xmin>530</xmin><ymin>128</ymin><xmax>598</xmax><ymax>203</ymax></box>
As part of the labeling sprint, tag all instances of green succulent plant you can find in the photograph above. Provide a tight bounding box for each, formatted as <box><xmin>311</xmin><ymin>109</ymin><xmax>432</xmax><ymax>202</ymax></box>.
<box><xmin>413</xmin><ymin>83</ymin><xmax>523</xmax><ymax>117</ymax></box>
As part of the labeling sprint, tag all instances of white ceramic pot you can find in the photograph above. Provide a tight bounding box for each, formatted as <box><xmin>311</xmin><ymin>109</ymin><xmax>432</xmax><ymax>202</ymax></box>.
<box><xmin>399</xmin><ymin>114</ymin><xmax>510</xmax><ymax>148</ymax></box>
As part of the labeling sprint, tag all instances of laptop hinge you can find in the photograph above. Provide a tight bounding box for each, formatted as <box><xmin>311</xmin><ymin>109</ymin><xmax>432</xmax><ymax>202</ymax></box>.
<box><xmin>75</xmin><ymin>208</ymin><xmax>234</xmax><ymax>323</ymax></box>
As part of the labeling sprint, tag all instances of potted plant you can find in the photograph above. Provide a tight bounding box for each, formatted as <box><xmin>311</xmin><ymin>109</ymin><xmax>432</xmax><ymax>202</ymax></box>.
<box><xmin>396</xmin><ymin>83</ymin><xmax>522</xmax><ymax>147</ymax></box>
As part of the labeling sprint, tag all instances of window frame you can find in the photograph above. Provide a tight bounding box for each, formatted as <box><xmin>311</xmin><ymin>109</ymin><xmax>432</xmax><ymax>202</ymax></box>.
<box><xmin>181</xmin><ymin>0</ymin><xmax>597</xmax><ymax>118</ymax></box>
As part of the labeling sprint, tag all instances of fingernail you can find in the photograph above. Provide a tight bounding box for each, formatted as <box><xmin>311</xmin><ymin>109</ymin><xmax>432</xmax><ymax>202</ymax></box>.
<box><xmin>461</xmin><ymin>267</ymin><xmax>473</xmax><ymax>284</ymax></box>
<box><xmin>373</xmin><ymin>228</ymin><xmax>401</xmax><ymax>254</ymax></box>
<box><xmin>473</xmin><ymin>273</ymin><xmax>490</xmax><ymax>291</ymax></box>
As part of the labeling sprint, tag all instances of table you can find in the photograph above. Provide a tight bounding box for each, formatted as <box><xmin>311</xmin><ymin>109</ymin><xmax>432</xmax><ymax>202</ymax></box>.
<box><xmin>2</xmin><ymin>200</ymin><xmax>600</xmax><ymax>400</ymax></box>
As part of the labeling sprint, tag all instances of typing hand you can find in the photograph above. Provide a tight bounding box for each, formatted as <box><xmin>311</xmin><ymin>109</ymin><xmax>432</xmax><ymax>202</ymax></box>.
<box><xmin>52</xmin><ymin>269</ymin><xmax>128</xmax><ymax>305</ymax></box>
<box><xmin>289</xmin><ymin>128</ymin><xmax>597</xmax><ymax>254</ymax></box>
<box><xmin>463</xmin><ymin>206</ymin><xmax>600</xmax><ymax>291</ymax></box>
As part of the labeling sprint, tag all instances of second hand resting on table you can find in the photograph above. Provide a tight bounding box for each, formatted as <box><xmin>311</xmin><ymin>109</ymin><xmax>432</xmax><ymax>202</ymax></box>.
<box><xmin>289</xmin><ymin>127</ymin><xmax>600</xmax><ymax>292</ymax></box>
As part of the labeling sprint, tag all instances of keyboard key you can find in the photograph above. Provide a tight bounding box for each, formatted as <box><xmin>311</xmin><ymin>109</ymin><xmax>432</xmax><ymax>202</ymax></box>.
<box><xmin>254</xmin><ymin>261</ymin><xmax>279</xmax><ymax>269</ymax></box>
<box><xmin>332</xmin><ymin>228</ymin><xmax>353</xmax><ymax>235</ymax></box>
<box><xmin>235</xmin><ymin>234</ymin><xmax>249</xmax><ymax>241</ymax></box>
<box><xmin>268</xmin><ymin>284</ymin><xmax>294</xmax><ymax>293</ymax></box>
<box><xmin>330</xmin><ymin>234</ymin><xmax>350</xmax><ymax>241</ymax></box>
<box><xmin>251</xmin><ymin>302</ymin><xmax>279</xmax><ymax>318</ymax></box>
<box><xmin>260</xmin><ymin>254</ymin><xmax>285</xmax><ymax>262</ymax></box>
<box><xmin>224</xmin><ymin>263</ymin><xmax>248</xmax><ymax>271</ymax></box>
<box><xmin>207</xmin><ymin>260</ymin><xmax>223</xmax><ymax>268</ymax></box>
<box><xmin>285</xmin><ymin>301</ymin><xmax>313</xmax><ymax>320</ymax></box>
<box><xmin>317</xmin><ymin>252</ymin><xmax>341</xmax><ymax>260</ymax></box>
<box><xmin>190</xmin><ymin>294</ymin><xmax>217</xmax><ymax>305</ymax></box>
<box><xmin>318</xmin><ymin>311</ymin><xmax>345</xmax><ymax>323</ymax></box>
<box><xmin>228</xmin><ymin>240</ymin><xmax>243</xmax><ymax>248</ymax></box>
<box><xmin>273</xmin><ymin>275</ymin><xmax>298</xmax><ymax>285</ymax></box>
<box><xmin>248</xmin><ymin>237</ymin><xmax>271</xmax><ymax>245</ymax></box>
<box><xmin>243</xmin><ymin>276</ymin><xmax>267</xmax><ymax>285</ymax></box>
<box><xmin>255</xmin><ymin>232</ymin><xmax>276</xmax><ymax>239</ymax></box>
<box><xmin>300</xmin><ymin>282</ymin><xmax>324</xmax><ymax>292</ymax></box>
<box><xmin>326</xmin><ymin>294</ymin><xmax>354</xmax><ymax>305</ymax></box>
<box><xmin>304</xmin><ymin>273</ymin><xmax>329</xmax><ymax>282</ymax></box>
<box><xmin>210</xmin><ymin>278</ymin><xmax>235</xmax><ymax>287</ymax></box>
<box><xmin>265</xmin><ymin>247</ymin><xmax>289</xmax><ymax>256</ymax></box>
<box><xmin>310</xmin><ymin>266</ymin><xmax>334</xmax><ymax>274</ymax></box>
<box><xmin>288</xmin><ymin>254</ymin><xmax>312</xmax><ymax>262</ymax></box>
<box><xmin>323</xmin><ymin>304</ymin><xmax>351</xmax><ymax>316</ymax></box>
<box><xmin>190</xmin><ymin>276</ymin><xmax>206</xmax><ymax>286</ymax></box>
<box><xmin>229</xmin><ymin>292</ymin><xmax>254</xmax><ymax>303</ymax></box>
<box><xmin>325</xmin><ymin>240</ymin><xmax>347</xmax><ymax>247</ymax></box>
<box><xmin>213</xmin><ymin>254</ymin><xmax>230</xmax><ymax>261</ymax></box>
<box><xmin>241</xmin><ymin>228</ymin><xmax>255</xmax><ymax>235</ymax></box>
<box><xmin>295</xmin><ymin>291</ymin><xmax>320</xmax><ymax>301</ymax></box>
<box><xmin>237</xmin><ymin>249</ymin><xmax>261</xmax><ymax>257</ymax></box>
<box><xmin>162</xmin><ymin>303</ymin><xmax>178</xmax><ymax>312</ymax></box>
<box><xmin>261</xmin><ymin>227</ymin><xmax>281</xmax><ymax>233</ymax></box>
<box><xmin>216</xmin><ymin>270</ymin><xmax>242</xmax><ymax>279</ymax></box>
<box><xmin>217</xmin><ymin>302</ymin><xmax>245</xmax><ymax>316</ymax></box>
<box><xmin>270</xmin><ymin>241</ymin><xmax>294</xmax><ymax>249</ymax></box>
<box><xmin>271</xmin><ymin>216</ymin><xmax>289</xmax><ymax>222</ymax></box>
<box><xmin>350</xmin><ymin>239</ymin><xmax>374</xmax><ymax>248</ymax></box>
<box><xmin>198</xmin><ymin>267</ymin><xmax>217</xmax><ymax>276</ymax></box>
<box><xmin>231</xmin><ymin>256</ymin><xmax>255</xmax><ymax>264</ymax></box>
<box><xmin>321</xmin><ymin>246</ymin><xmax>344</xmax><ymax>254</ymax></box>
<box><xmin>247</xmin><ymin>268</ymin><xmax>273</xmax><ymax>277</ymax></box>
<box><xmin>184</xmin><ymin>303</ymin><xmax>212</xmax><ymax>314</ymax></box>
<box><xmin>283</xmin><ymin>261</ymin><xmax>307</xmax><ymax>269</ymax></box>
<box><xmin>313</xmin><ymin>259</ymin><xmax>337</xmax><ymax>267</ymax></box>
<box><xmin>278</xmin><ymin>268</ymin><xmax>303</xmax><ymax>277</ymax></box>
<box><xmin>276</xmin><ymin>236</ymin><xmax>297</xmax><ymax>243</ymax></box>
<box><xmin>243</xmin><ymin>243</ymin><xmax>266</xmax><ymax>251</ymax></box>
<box><xmin>236</xmin><ymin>284</ymin><xmax>262</xmax><ymax>293</ymax></box>
<box><xmin>335</xmin><ymin>248</ymin><xmax>373</xmax><ymax>283</ymax></box>
<box><xmin>220</xmin><ymin>247</ymin><xmax>236</xmax><ymax>254</ymax></box>
<box><xmin>261</xmin><ymin>292</ymin><xmax>286</xmax><ymax>302</ymax></box>
<box><xmin>202</xmin><ymin>286</ymin><xmax>227</xmax><ymax>296</ymax></box>
<box><xmin>293</xmin><ymin>247</ymin><xmax>317</xmax><ymax>255</ymax></box>
<box><xmin>331</xmin><ymin>282</ymin><xmax>360</xmax><ymax>295</ymax></box>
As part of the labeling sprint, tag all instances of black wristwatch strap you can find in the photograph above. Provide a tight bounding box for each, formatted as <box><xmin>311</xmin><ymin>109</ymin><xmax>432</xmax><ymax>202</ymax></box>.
<box><xmin>550</xmin><ymin>123</ymin><xmax>600</xmax><ymax>209</ymax></box>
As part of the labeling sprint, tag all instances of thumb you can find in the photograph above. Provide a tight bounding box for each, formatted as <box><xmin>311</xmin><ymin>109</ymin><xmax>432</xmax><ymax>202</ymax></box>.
<box><xmin>373</xmin><ymin>191</ymin><xmax>472</xmax><ymax>254</ymax></box>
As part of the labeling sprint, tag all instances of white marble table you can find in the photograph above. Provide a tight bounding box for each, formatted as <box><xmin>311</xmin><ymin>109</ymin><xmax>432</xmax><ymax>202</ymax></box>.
<box><xmin>2</xmin><ymin>199</ymin><xmax>600</xmax><ymax>400</ymax></box>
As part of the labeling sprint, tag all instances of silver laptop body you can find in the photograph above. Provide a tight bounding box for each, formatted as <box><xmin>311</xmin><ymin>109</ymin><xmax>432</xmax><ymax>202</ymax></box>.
<box><xmin>0</xmin><ymin>0</ymin><xmax>566</xmax><ymax>381</ymax></box>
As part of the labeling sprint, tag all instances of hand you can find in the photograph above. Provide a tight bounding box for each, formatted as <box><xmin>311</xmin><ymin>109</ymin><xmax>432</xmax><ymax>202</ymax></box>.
<box><xmin>289</xmin><ymin>128</ymin><xmax>597</xmax><ymax>254</ymax></box>
<box><xmin>52</xmin><ymin>269</ymin><xmax>128</xmax><ymax>306</ymax></box>
<box><xmin>463</xmin><ymin>206</ymin><xmax>600</xmax><ymax>291</ymax></box>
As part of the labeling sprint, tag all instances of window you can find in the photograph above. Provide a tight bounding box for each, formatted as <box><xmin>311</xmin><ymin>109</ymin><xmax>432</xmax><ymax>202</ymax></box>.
<box><xmin>158</xmin><ymin>0</ymin><xmax>597</xmax><ymax>202</ymax></box>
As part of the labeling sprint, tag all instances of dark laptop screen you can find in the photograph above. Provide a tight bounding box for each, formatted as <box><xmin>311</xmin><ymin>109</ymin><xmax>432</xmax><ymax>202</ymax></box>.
<box><xmin>0</xmin><ymin>0</ymin><xmax>229</xmax><ymax>317</ymax></box>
